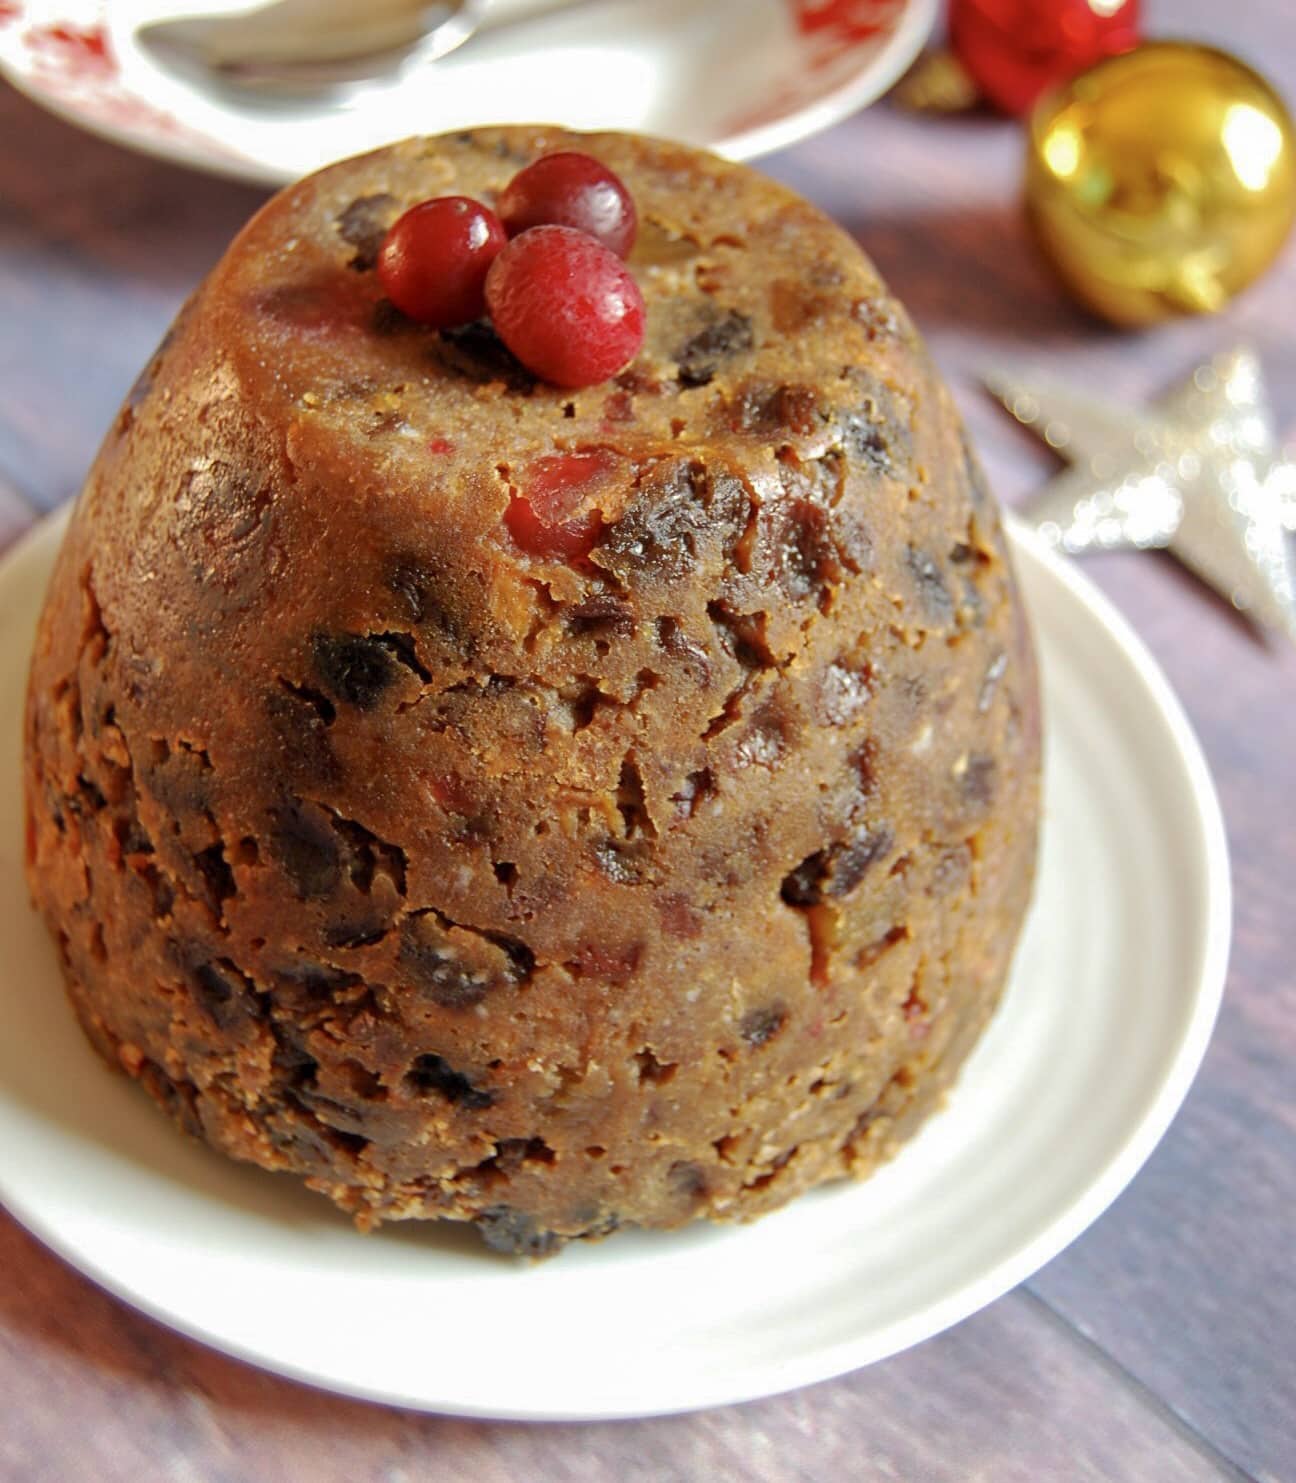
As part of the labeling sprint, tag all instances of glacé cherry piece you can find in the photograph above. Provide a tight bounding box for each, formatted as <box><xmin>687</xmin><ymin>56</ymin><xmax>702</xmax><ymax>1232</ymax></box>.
<box><xmin>505</xmin><ymin>450</ymin><xmax>615</xmax><ymax>560</ymax></box>
<box><xmin>497</xmin><ymin>152</ymin><xmax>638</xmax><ymax>258</ymax></box>
<box><xmin>485</xmin><ymin>226</ymin><xmax>645</xmax><ymax>389</ymax></box>
<box><xmin>377</xmin><ymin>196</ymin><xmax>506</xmax><ymax>328</ymax></box>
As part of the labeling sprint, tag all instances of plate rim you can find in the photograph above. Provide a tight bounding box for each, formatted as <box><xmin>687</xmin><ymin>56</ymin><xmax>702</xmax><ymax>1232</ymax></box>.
<box><xmin>0</xmin><ymin>0</ymin><xmax>938</xmax><ymax>183</ymax></box>
<box><xmin>0</xmin><ymin>508</ymin><xmax>1232</xmax><ymax>1420</ymax></box>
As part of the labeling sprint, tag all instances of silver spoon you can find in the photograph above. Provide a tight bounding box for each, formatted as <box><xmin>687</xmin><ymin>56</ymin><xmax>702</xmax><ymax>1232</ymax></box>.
<box><xmin>139</xmin><ymin>0</ymin><xmax>580</xmax><ymax>94</ymax></box>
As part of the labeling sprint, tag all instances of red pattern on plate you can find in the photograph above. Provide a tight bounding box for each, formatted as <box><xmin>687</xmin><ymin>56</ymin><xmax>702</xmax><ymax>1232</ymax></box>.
<box><xmin>728</xmin><ymin>0</ymin><xmax>905</xmax><ymax>133</ymax></box>
<box><xmin>8</xmin><ymin>4</ymin><xmax>244</xmax><ymax>159</ymax></box>
<box><xmin>792</xmin><ymin>0</ymin><xmax>902</xmax><ymax>43</ymax></box>
<box><xmin>25</xmin><ymin>21</ymin><xmax>114</xmax><ymax>76</ymax></box>
<box><xmin>791</xmin><ymin>0</ymin><xmax>906</xmax><ymax>79</ymax></box>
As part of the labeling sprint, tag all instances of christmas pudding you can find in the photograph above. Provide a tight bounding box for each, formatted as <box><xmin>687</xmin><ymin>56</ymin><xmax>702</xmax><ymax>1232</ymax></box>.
<box><xmin>23</xmin><ymin>128</ymin><xmax>1040</xmax><ymax>1255</ymax></box>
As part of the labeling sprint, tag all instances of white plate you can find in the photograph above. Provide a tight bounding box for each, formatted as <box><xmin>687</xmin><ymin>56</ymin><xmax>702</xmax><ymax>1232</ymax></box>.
<box><xmin>0</xmin><ymin>0</ymin><xmax>936</xmax><ymax>185</ymax></box>
<box><xmin>0</xmin><ymin>508</ymin><xmax>1229</xmax><ymax>1420</ymax></box>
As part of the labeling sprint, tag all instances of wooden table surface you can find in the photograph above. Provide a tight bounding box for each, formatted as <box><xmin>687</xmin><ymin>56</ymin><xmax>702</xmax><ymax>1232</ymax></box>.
<box><xmin>2</xmin><ymin>2</ymin><xmax>1293</xmax><ymax>1479</ymax></box>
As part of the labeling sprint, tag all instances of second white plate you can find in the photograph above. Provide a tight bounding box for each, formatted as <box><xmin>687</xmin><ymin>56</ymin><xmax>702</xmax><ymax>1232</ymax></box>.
<box><xmin>0</xmin><ymin>510</ymin><xmax>1229</xmax><ymax>1420</ymax></box>
<box><xmin>0</xmin><ymin>0</ymin><xmax>937</xmax><ymax>185</ymax></box>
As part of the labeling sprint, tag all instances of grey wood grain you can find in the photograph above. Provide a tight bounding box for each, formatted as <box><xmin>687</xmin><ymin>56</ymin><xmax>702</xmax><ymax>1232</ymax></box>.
<box><xmin>0</xmin><ymin>92</ymin><xmax>264</xmax><ymax>510</ymax></box>
<box><xmin>0</xmin><ymin>470</ymin><xmax>33</xmax><ymax>552</ymax></box>
<box><xmin>1</xmin><ymin>0</ymin><xmax>1294</xmax><ymax>1476</ymax></box>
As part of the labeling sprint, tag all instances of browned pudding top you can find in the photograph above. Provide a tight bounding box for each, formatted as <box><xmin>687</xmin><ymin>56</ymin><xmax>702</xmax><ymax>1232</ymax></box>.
<box><xmin>78</xmin><ymin>125</ymin><xmax>1013</xmax><ymax>985</ymax></box>
<box><xmin>212</xmin><ymin>126</ymin><xmax>923</xmax><ymax>559</ymax></box>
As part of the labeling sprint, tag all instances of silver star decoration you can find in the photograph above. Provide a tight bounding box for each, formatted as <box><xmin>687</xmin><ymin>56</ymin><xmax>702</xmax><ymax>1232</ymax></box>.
<box><xmin>987</xmin><ymin>347</ymin><xmax>1296</xmax><ymax>644</ymax></box>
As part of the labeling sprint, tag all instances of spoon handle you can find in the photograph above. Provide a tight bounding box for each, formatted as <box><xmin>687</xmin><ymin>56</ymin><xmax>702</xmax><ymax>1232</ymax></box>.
<box><xmin>139</xmin><ymin>0</ymin><xmax>592</xmax><ymax>91</ymax></box>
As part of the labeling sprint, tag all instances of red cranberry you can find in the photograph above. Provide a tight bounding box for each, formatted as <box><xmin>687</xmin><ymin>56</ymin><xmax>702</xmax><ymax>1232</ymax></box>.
<box><xmin>504</xmin><ymin>450</ymin><xmax>615</xmax><ymax>560</ymax></box>
<box><xmin>377</xmin><ymin>196</ymin><xmax>506</xmax><ymax>328</ymax></box>
<box><xmin>498</xmin><ymin>152</ymin><xmax>638</xmax><ymax>258</ymax></box>
<box><xmin>485</xmin><ymin>226</ymin><xmax>645</xmax><ymax>389</ymax></box>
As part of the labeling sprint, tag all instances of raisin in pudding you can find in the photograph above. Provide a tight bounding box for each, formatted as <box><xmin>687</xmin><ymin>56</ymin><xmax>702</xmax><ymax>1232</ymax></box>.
<box><xmin>24</xmin><ymin>128</ymin><xmax>1040</xmax><ymax>1256</ymax></box>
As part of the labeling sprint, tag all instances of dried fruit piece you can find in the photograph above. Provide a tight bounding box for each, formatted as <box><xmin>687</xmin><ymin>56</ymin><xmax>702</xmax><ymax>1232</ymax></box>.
<box><xmin>676</xmin><ymin>309</ymin><xmax>753</xmax><ymax>387</ymax></box>
<box><xmin>505</xmin><ymin>450</ymin><xmax>616</xmax><ymax>560</ymax></box>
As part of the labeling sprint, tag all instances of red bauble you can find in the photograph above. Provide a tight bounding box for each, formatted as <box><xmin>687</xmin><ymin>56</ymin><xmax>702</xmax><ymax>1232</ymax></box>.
<box><xmin>949</xmin><ymin>0</ymin><xmax>1141</xmax><ymax>116</ymax></box>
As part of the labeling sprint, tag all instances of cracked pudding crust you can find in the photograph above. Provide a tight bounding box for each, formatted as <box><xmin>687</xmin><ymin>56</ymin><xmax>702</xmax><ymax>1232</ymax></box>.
<box><xmin>23</xmin><ymin>128</ymin><xmax>1040</xmax><ymax>1254</ymax></box>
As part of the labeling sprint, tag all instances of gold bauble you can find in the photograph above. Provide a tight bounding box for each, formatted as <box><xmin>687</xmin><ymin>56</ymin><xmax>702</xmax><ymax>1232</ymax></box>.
<box><xmin>1026</xmin><ymin>41</ymin><xmax>1296</xmax><ymax>327</ymax></box>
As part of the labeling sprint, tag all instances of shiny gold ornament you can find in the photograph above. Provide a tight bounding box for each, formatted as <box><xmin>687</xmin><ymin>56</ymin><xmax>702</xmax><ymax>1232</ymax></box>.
<box><xmin>893</xmin><ymin>50</ymin><xmax>981</xmax><ymax>114</ymax></box>
<box><xmin>1026</xmin><ymin>42</ymin><xmax>1296</xmax><ymax>326</ymax></box>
